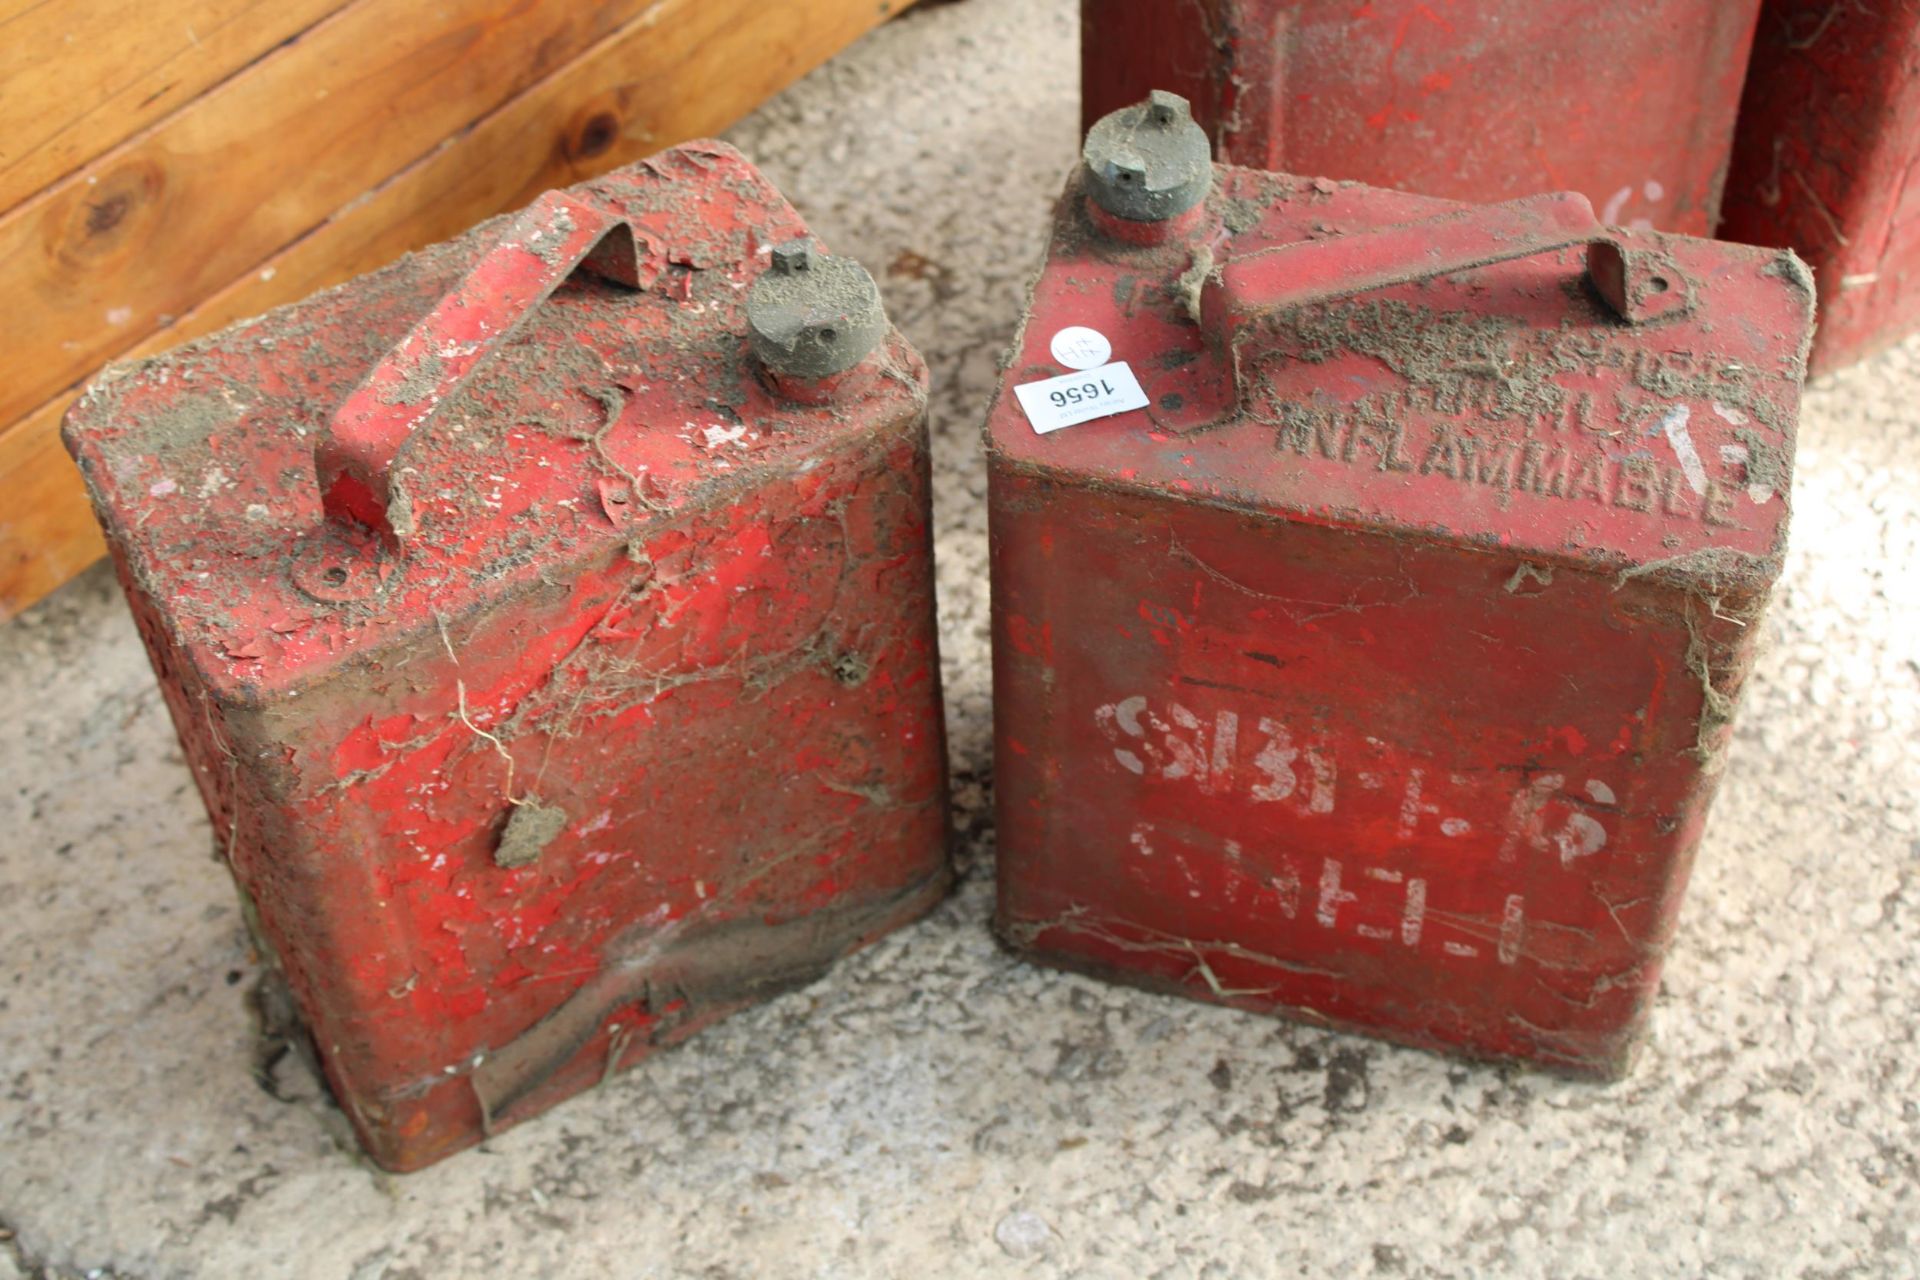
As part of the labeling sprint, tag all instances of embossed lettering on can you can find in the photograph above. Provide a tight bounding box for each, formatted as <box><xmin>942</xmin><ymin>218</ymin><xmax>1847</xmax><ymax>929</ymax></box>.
<box><xmin>986</xmin><ymin>144</ymin><xmax>1813</xmax><ymax>1076</ymax></box>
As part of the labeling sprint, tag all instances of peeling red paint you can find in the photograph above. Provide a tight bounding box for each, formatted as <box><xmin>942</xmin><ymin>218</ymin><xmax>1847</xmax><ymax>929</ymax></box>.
<box><xmin>986</xmin><ymin>161</ymin><xmax>1811</xmax><ymax>1076</ymax></box>
<box><xmin>64</xmin><ymin>145</ymin><xmax>951</xmax><ymax>1171</ymax></box>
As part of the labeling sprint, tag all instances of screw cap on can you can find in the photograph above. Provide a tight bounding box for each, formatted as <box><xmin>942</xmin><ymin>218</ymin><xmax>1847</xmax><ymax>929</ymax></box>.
<box><xmin>1083</xmin><ymin>90</ymin><xmax>1213</xmax><ymax>223</ymax></box>
<box><xmin>746</xmin><ymin>240</ymin><xmax>889</xmax><ymax>380</ymax></box>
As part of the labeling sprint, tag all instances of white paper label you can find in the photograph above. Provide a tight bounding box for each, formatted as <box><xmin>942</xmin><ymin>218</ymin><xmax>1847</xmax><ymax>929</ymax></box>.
<box><xmin>1014</xmin><ymin>362</ymin><xmax>1150</xmax><ymax>435</ymax></box>
<box><xmin>1049</xmin><ymin>325</ymin><xmax>1113</xmax><ymax>370</ymax></box>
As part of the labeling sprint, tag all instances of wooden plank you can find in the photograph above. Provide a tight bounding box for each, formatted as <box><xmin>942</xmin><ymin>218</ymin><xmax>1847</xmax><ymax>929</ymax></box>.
<box><xmin>0</xmin><ymin>410</ymin><xmax>103</xmax><ymax>614</ymax></box>
<box><xmin>175</xmin><ymin>0</ymin><xmax>919</xmax><ymax>338</ymax></box>
<box><xmin>0</xmin><ymin>0</ymin><xmax>683</xmax><ymax>435</ymax></box>
<box><xmin>0</xmin><ymin>0</ymin><xmax>354</xmax><ymax>214</ymax></box>
<box><xmin>0</xmin><ymin>0</ymin><xmax>916</xmax><ymax>620</ymax></box>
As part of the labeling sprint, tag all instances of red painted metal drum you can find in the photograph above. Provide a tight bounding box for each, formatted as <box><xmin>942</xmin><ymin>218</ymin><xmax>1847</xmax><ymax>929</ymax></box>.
<box><xmin>1722</xmin><ymin>0</ymin><xmax>1920</xmax><ymax>371</ymax></box>
<box><xmin>1082</xmin><ymin>0</ymin><xmax>1764</xmax><ymax>235</ymax></box>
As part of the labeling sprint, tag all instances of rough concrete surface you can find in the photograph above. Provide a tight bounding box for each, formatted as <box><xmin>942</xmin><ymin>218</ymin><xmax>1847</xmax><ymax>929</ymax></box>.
<box><xmin>2</xmin><ymin>1</ymin><xmax>1915</xmax><ymax>1275</ymax></box>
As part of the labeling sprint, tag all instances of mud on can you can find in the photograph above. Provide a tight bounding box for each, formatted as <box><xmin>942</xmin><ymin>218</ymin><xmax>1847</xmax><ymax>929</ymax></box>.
<box><xmin>63</xmin><ymin>145</ymin><xmax>951</xmax><ymax>1170</ymax></box>
<box><xmin>986</xmin><ymin>96</ymin><xmax>1813</xmax><ymax>1075</ymax></box>
<box><xmin>1722</xmin><ymin>0</ymin><xmax>1920</xmax><ymax>372</ymax></box>
<box><xmin>1081</xmin><ymin>0</ymin><xmax>1764</xmax><ymax>236</ymax></box>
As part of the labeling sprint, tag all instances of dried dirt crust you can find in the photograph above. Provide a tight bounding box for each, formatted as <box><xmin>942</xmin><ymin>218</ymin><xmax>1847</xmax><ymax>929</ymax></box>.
<box><xmin>2</xmin><ymin>1</ymin><xmax>1916</xmax><ymax>1276</ymax></box>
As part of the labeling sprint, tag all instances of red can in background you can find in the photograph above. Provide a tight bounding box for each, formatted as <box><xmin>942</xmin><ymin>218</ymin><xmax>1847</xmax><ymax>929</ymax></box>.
<box><xmin>988</xmin><ymin>95</ymin><xmax>1813</xmax><ymax>1076</ymax></box>
<box><xmin>63</xmin><ymin>145</ymin><xmax>951</xmax><ymax>1170</ymax></box>
<box><xmin>1081</xmin><ymin>0</ymin><xmax>1763</xmax><ymax>236</ymax></box>
<box><xmin>1721</xmin><ymin>0</ymin><xmax>1920</xmax><ymax>372</ymax></box>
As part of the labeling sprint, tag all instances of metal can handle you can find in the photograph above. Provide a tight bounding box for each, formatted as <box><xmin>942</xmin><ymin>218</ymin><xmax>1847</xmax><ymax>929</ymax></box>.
<box><xmin>1197</xmin><ymin>191</ymin><xmax>1687</xmax><ymax>380</ymax></box>
<box><xmin>315</xmin><ymin>190</ymin><xmax>654</xmax><ymax>545</ymax></box>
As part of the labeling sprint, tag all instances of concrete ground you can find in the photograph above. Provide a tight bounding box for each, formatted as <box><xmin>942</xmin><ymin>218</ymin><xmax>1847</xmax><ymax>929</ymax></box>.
<box><xmin>3</xmin><ymin>0</ymin><xmax>1916</xmax><ymax>1275</ymax></box>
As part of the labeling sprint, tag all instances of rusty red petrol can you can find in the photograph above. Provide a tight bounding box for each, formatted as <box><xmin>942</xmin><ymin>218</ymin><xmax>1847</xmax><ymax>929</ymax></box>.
<box><xmin>1081</xmin><ymin>0</ymin><xmax>1764</xmax><ymax>236</ymax></box>
<box><xmin>1720</xmin><ymin>0</ymin><xmax>1920</xmax><ymax>372</ymax></box>
<box><xmin>62</xmin><ymin>143</ymin><xmax>951</xmax><ymax>1170</ymax></box>
<box><xmin>987</xmin><ymin>94</ymin><xmax>1814</xmax><ymax>1075</ymax></box>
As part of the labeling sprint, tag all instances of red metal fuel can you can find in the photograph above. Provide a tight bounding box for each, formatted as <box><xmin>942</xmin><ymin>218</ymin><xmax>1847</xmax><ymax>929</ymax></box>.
<box><xmin>63</xmin><ymin>144</ymin><xmax>951</xmax><ymax>1170</ymax></box>
<box><xmin>1082</xmin><ymin>0</ymin><xmax>1764</xmax><ymax>235</ymax></box>
<box><xmin>987</xmin><ymin>95</ymin><xmax>1813</xmax><ymax>1075</ymax></box>
<box><xmin>1721</xmin><ymin>0</ymin><xmax>1920</xmax><ymax>372</ymax></box>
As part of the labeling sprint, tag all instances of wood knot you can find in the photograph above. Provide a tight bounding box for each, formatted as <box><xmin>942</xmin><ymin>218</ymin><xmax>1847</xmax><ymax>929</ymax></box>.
<box><xmin>54</xmin><ymin>156</ymin><xmax>166</xmax><ymax>266</ymax></box>
<box><xmin>568</xmin><ymin>110</ymin><xmax>621</xmax><ymax>162</ymax></box>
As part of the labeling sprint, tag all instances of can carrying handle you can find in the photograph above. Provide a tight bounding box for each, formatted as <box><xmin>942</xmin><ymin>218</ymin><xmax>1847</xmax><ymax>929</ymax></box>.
<box><xmin>1197</xmin><ymin>191</ymin><xmax>1687</xmax><ymax>380</ymax></box>
<box><xmin>316</xmin><ymin>190</ymin><xmax>655</xmax><ymax>546</ymax></box>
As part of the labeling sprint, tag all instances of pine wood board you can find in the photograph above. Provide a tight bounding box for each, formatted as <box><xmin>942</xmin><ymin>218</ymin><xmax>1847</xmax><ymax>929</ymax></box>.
<box><xmin>0</xmin><ymin>0</ymin><xmax>354</xmax><ymax>214</ymax></box>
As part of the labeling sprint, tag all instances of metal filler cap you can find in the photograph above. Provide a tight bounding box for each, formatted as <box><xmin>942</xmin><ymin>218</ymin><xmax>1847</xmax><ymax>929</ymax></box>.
<box><xmin>1083</xmin><ymin>90</ymin><xmax>1213</xmax><ymax>222</ymax></box>
<box><xmin>747</xmin><ymin>240</ymin><xmax>889</xmax><ymax>380</ymax></box>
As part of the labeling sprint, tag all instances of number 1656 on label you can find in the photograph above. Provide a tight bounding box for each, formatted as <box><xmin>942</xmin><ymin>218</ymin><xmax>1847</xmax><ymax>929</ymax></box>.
<box><xmin>1014</xmin><ymin>361</ymin><xmax>1151</xmax><ymax>434</ymax></box>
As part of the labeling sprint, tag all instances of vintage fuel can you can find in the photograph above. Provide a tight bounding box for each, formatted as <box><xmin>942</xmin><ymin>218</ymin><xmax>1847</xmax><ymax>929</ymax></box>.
<box><xmin>987</xmin><ymin>94</ymin><xmax>1813</xmax><ymax>1075</ymax></box>
<box><xmin>1082</xmin><ymin>0</ymin><xmax>1764</xmax><ymax>235</ymax></box>
<box><xmin>1721</xmin><ymin>0</ymin><xmax>1920</xmax><ymax>372</ymax></box>
<box><xmin>62</xmin><ymin>144</ymin><xmax>951</xmax><ymax>1170</ymax></box>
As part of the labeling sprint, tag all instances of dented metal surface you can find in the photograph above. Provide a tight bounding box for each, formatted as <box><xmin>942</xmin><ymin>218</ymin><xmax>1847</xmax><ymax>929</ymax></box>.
<box><xmin>1081</xmin><ymin>0</ymin><xmax>1763</xmax><ymax>236</ymax></box>
<box><xmin>1722</xmin><ymin>0</ymin><xmax>1920</xmax><ymax>372</ymax></box>
<box><xmin>984</xmin><ymin>131</ymin><xmax>1814</xmax><ymax>1075</ymax></box>
<box><xmin>62</xmin><ymin>144</ymin><xmax>951</xmax><ymax>1171</ymax></box>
